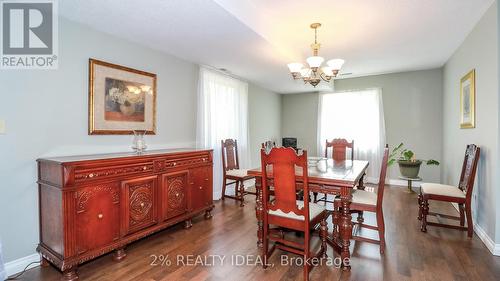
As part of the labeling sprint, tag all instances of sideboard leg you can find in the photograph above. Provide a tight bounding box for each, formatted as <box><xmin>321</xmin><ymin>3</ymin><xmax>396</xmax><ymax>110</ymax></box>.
<box><xmin>112</xmin><ymin>247</ymin><xmax>127</xmax><ymax>262</ymax></box>
<box><xmin>41</xmin><ymin>257</ymin><xmax>50</xmax><ymax>267</ymax></box>
<box><xmin>61</xmin><ymin>267</ymin><xmax>78</xmax><ymax>281</ymax></box>
<box><xmin>204</xmin><ymin>207</ymin><xmax>213</xmax><ymax>219</ymax></box>
<box><xmin>184</xmin><ymin>219</ymin><xmax>193</xmax><ymax>229</ymax></box>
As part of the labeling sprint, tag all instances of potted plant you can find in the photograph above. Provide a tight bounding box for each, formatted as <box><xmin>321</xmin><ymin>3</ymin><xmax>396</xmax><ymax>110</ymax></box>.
<box><xmin>388</xmin><ymin>143</ymin><xmax>440</xmax><ymax>178</ymax></box>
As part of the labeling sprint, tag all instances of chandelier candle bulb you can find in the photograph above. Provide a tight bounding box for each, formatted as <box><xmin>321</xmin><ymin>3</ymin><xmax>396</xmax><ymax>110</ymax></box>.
<box><xmin>287</xmin><ymin>23</ymin><xmax>345</xmax><ymax>87</ymax></box>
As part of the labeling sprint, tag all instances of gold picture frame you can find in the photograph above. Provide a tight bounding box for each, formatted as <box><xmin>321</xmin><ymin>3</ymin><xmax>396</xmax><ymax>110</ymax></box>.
<box><xmin>89</xmin><ymin>59</ymin><xmax>157</xmax><ymax>135</ymax></box>
<box><xmin>460</xmin><ymin>69</ymin><xmax>475</xmax><ymax>129</ymax></box>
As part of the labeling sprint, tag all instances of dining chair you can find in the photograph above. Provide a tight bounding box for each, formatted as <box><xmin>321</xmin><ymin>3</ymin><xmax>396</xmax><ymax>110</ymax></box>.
<box><xmin>260</xmin><ymin>147</ymin><xmax>328</xmax><ymax>281</ymax></box>
<box><xmin>418</xmin><ymin>144</ymin><xmax>480</xmax><ymax>237</ymax></box>
<box><xmin>334</xmin><ymin>144</ymin><xmax>389</xmax><ymax>253</ymax></box>
<box><xmin>221</xmin><ymin>139</ymin><xmax>256</xmax><ymax>207</ymax></box>
<box><xmin>325</xmin><ymin>138</ymin><xmax>354</xmax><ymax>161</ymax></box>
<box><xmin>315</xmin><ymin>138</ymin><xmax>355</xmax><ymax>203</ymax></box>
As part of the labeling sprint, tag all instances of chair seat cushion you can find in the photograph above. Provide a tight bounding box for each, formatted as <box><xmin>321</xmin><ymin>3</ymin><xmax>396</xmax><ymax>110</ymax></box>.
<box><xmin>268</xmin><ymin>200</ymin><xmax>325</xmax><ymax>221</ymax></box>
<box><xmin>352</xmin><ymin>189</ymin><xmax>377</xmax><ymax>206</ymax></box>
<box><xmin>226</xmin><ymin>169</ymin><xmax>251</xmax><ymax>178</ymax></box>
<box><xmin>421</xmin><ymin>183</ymin><xmax>465</xmax><ymax>198</ymax></box>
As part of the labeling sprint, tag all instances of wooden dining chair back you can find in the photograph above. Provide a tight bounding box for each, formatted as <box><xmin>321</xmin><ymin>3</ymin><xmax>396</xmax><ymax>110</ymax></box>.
<box><xmin>458</xmin><ymin>145</ymin><xmax>480</xmax><ymax>199</ymax></box>
<box><xmin>260</xmin><ymin>147</ymin><xmax>328</xmax><ymax>281</ymax></box>
<box><xmin>222</xmin><ymin>139</ymin><xmax>239</xmax><ymax>171</ymax></box>
<box><xmin>419</xmin><ymin>144</ymin><xmax>480</xmax><ymax>237</ymax></box>
<box><xmin>221</xmin><ymin>139</ymin><xmax>256</xmax><ymax>207</ymax></box>
<box><xmin>325</xmin><ymin>138</ymin><xmax>354</xmax><ymax>161</ymax></box>
<box><xmin>336</xmin><ymin>144</ymin><xmax>389</xmax><ymax>253</ymax></box>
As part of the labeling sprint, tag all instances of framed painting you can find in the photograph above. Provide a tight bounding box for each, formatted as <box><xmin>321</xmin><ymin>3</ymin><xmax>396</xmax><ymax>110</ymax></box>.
<box><xmin>460</xmin><ymin>69</ymin><xmax>475</xmax><ymax>129</ymax></box>
<box><xmin>88</xmin><ymin>59</ymin><xmax>157</xmax><ymax>135</ymax></box>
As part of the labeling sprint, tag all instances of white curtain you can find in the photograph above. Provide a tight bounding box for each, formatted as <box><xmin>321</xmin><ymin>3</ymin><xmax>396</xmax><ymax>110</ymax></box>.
<box><xmin>317</xmin><ymin>88</ymin><xmax>386</xmax><ymax>181</ymax></box>
<box><xmin>196</xmin><ymin>67</ymin><xmax>250</xmax><ymax>200</ymax></box>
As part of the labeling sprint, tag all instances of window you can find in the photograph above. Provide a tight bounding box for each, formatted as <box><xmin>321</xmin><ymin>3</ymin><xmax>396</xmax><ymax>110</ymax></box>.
<box><xmin>196</xmin><ymin>67</ymin><xmax>250</xmax><ymax>199</ymax></box>
<box><xmin>317</xmin><ymin>88</ymin><xmax>386</xmax><ymax>181</ymax></box>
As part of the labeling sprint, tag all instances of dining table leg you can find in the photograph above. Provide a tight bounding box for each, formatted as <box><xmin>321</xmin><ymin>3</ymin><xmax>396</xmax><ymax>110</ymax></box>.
<box><xmin>255</xmin><ymin>176</ymin><xmax>264</xmax><ymax>248</ymax></box>
<box><xmin>339</xmin><ymin>187</ymin><xmax>353</xmax><ymax>270</ymax></box>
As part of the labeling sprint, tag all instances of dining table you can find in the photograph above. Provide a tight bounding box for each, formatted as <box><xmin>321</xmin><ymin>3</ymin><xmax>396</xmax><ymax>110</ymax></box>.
<box><xmin>247</xmin><ymin>157</ymin><xmax>369</xmax><ymax>270</ymax></box>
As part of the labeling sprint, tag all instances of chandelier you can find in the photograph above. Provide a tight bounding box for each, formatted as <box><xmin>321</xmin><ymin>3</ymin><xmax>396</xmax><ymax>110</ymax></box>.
<box><xmin>287</xmin><ymin>23</ymin><xmax>345</xmax><ymax>87</ymax></box>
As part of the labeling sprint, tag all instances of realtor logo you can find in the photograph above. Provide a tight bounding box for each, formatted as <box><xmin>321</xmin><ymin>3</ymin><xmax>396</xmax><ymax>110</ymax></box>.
<box><xmin>1</xmin><ymin>0</ymin><xmax>58</xmax><ymax>69</ymax></box>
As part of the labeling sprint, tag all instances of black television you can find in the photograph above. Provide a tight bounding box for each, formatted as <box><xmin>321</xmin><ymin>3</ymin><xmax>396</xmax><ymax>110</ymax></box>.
<box><xmin>282</xmin><ymin>137</ymin><xmax>297</xmax><ymax>149</ymax></box>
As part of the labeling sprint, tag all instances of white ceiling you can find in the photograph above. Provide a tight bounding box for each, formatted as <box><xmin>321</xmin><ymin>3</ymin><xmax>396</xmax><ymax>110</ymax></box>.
<box><xmin>60</xmin><ymin>0</ymin><xmax>494</xmax><ymax>94</ymax></box>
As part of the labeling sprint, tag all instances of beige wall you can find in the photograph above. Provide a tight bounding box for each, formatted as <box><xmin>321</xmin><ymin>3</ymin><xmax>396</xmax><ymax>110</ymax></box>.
<box><xmin>442</xmin><ymin>1</ymin><xmax>498</xmax><ymax>241</ymax></box>
<box><xmin>248</xmin><ymin>84</ymin><xmax>282</xmax><ymax>167</ymax></box>
<box><xmin>281</xmin><ymin>68</ymin><xmax>444</xmax><ymax>182</ymax></box>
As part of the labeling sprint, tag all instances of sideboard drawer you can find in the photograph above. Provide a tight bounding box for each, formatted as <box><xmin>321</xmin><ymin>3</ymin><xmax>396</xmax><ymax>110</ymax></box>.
<box><xmin>153</xmin><ymin>154</ymin><xmax>211</xmax><ymax>173</ymax></box>
<box><xmin>74</xmin><ymin>162</ymin><xmax>154</xmax><ymax>183</ymax></box>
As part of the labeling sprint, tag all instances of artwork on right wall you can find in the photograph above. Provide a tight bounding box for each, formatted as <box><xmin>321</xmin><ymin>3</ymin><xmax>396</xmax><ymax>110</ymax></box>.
<box><xmin>460</xmin><ymin>69</ymin><xmax>475</xmax><ymax>129</ymax></box>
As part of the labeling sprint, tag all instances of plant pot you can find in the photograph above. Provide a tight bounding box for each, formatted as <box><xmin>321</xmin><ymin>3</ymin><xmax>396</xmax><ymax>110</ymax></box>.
<box><xmin>397</xmin><ymin>160</ymin><xmax>422</xmax><ymax>178</ymax></box>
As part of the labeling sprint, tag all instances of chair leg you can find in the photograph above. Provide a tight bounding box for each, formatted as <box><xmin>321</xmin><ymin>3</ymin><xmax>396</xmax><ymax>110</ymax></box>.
<box><xmin>421</xmin><ymin>198</ymin><xmax>429</xmax><ymax>232</ymax></box>
<box><xmin>320</xmin><ymin>218</ymin><xmax>328</xmax><ymax>258</ymax></box>
<box><xmin>417</xmin><ymin>193</ymin><xmax>423</xmax><ymax>220</ymax></box>
<box><xmin>376</xmin><ymin>210</ymin><xmax>385</xmax><ymax>254</ymax></box>
<box><xmin>357</xmin><ymin>211</ymin><xmax>364</xmax><ymax>224</ymax></box>
<box><xmin>222</xmin><ymin>177</ymin><xmax>227</xmax><ymax>200</ymax></box>
<box><xmin>459</xmin><ymin>203</ymin><xmax>465</xmax><ymax>227</ymax></box>
<box><xmin>465</xmin><ymin>203</ymin><xmax>473</xmax><ymax>238</ymax></box>
<box><xmin>303</xmin><ymin>255</ymin><xmax>310</xmax><ymax>281</ymax></box>
<box><xmin>262</xmin><ymin>222</ymin><xmax>269</xmax><ymax>269</ymax></box>
<box><xmin>239</xmin><ymin>181</ymin><xmax>245</xmax><ymax>207</ymax></box>
<box><xmin>313</xmin><ymin>192</ymin><xmax>318</xmax><ymax>203</ymax></box>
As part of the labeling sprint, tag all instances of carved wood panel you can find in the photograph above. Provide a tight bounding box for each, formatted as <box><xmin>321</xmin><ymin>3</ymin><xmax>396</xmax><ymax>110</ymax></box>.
<box><xmin>162</xmin><ymin>171</ymin><xmax>188</xmax><ymax>220</ymax></box>
<box><xmin>75</xmin><ymin>183</ymin><xmax>120</xmax><ymax>255</ymax></box>
<box><xmin>222</xmin><ymin>139</ymin><xmax>238</xmax><ymax>170</ymax></box>
<box><xmin>190</xmin><ymin>167</ymin><xmax>212</xmax><ymax>211</ymax></box>
<box><xmin>121</xmin><ymin>176</ymin><xmax>157</xmax><ymax>235</ymax></box>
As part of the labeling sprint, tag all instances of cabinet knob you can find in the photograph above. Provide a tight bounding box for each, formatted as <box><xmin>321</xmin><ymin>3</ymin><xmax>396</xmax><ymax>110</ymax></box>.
<box><xmin>97</xmin><ymin>213</ymin><xmax>103</xmax><ymax>219</ymax></box>
<box><xmin>143</xmin><ymin>166</ymin><xmax>147</xmax><ymax>170</ymax></box>
<box><xmin>199</xmin><ymin>186</ymin><xmax>203</xmax><ymax>190</ymax></box>
<box><xmin>88</xmin><ymin>173</ymin><xmax>95</xmax><ymax>178</ymax></box>
<box><xmin>173</xmin><ymin>162</ymin><xmax>177</xmax><ymax>166</ymax></box>
<box><xmin>176</xmin><ymin>193</ymin><xmax>180</xmax><ymax>197</ymax></box>
<box><xmin>140</xmin><ymin>202</ymin><xmax>145</xmax><ymax>207</ymax></box>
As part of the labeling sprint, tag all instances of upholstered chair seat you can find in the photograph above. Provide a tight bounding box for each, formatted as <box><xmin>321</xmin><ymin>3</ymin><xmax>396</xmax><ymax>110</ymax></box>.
<box><xmin>268</xmin><ymin>200</ymin><xmax>326</xmax><ymax>220</ymax></box>
<box><xmin>226</xmin><ymin>169</ymin><xmax>252</xmax><ymax>178</ymax></box>
<box><xmin>421</xmin><ymin>183</ymin><xmax>466</xmax><ymax>198</ymax></box>
<box><xmin>351</xmin><ymin>189</ymin><xmax>378</xmax><ymax>206</ymax></box>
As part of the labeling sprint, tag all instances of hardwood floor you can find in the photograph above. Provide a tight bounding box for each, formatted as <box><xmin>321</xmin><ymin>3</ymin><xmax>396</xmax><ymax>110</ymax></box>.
<box><xmin>17</xmin><ymin>186</ymin><xmax>500</xmax><ymax>281</ymax></box>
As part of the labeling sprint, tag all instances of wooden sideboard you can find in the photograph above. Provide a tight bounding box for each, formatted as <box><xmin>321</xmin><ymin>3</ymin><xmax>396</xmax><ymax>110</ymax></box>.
<box><xmin>37</xmin><ymin>149</ymin><xmax>214</xmax><ymax>281</ymax></box>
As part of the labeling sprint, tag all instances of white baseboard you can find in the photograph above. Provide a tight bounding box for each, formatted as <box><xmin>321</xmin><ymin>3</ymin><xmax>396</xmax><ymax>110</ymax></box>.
<box><xmin>450</xmin><ymin>203</ymin><xmax>499</xmax><ymax>256</ymax></box>
<box><xmin>474</xmin><ymin>224</ymin><xmax>500</xmax><ymax>256</ymax></box>
<box><xmin>5</xmin><ymin>253</ymin><xmax>40</xmax><ymax>277</ymax></box>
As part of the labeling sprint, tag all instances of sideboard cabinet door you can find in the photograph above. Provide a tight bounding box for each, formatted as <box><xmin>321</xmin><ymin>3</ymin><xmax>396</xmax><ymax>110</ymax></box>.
<box><xmin>121</xmin><ymin>176</ymin><xmax>158</xmax><ymax>236</ymax></box>
<box><xmin>161</xmin><ymin>170</ymin><xmax>189</xmax><ymax>220</ymax></box>
<box><xmin>76</xmin><ymin>183</ymin><xmax>120</xmax><ymax>255</ymax></box>
<box><xmin>189</xmin><ymin>167</ymin><xmax>212</xmax><ymax>211</ymax></box>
